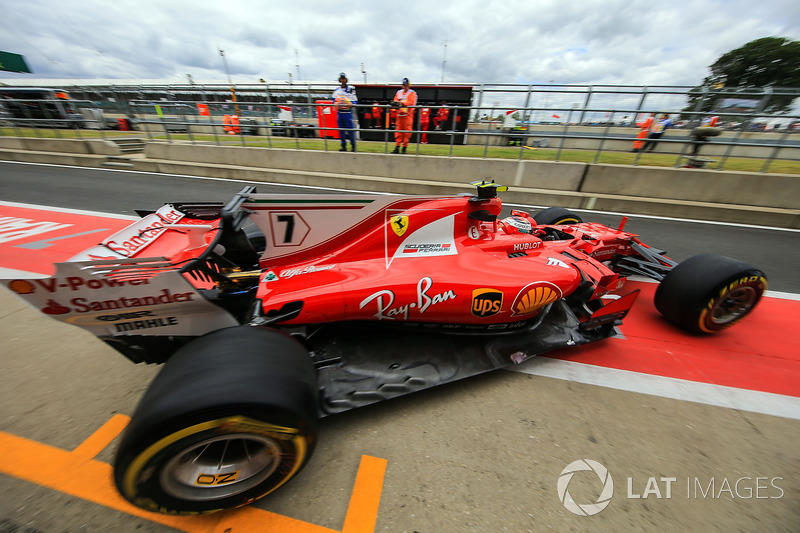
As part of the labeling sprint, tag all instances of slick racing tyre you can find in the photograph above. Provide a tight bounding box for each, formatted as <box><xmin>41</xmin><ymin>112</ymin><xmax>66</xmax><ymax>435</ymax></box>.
<box><xmin>532</xmin><ymin>207</ymin><xmax>583</xmax><ymax>225</ymax></box>
<box><xmin>114</xmin><ymin>326</ymin><xmax>318</xmax><ymax>515</ymax></box>
<box><xmin>654</xmin><ymin>254</ymin><xmax>767</xmax><ymax>334</ymax></box>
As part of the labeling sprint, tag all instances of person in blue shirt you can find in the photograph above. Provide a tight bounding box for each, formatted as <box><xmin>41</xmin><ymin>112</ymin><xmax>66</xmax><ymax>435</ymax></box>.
<box><xmin>332</xmin><ymin>73</ymin><xmax>358</xmax><ymax>152</ymax></box>
<box><xmin>643</xmin><ymin>113</ymin><xmax>673</xmax><ymax>152</ymax></box>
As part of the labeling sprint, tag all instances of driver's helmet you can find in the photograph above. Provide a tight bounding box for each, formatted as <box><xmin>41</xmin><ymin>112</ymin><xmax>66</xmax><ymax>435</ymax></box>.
<box><xmin>500</xmin><ymin>215</ymin><xmax>533</xmax><ymax>234</ymax></box>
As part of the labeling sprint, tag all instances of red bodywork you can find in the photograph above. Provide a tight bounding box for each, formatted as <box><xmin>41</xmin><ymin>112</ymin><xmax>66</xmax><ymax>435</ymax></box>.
<box><xmin>27</xmin><ymin>189</ymin><xmax>658</xmax><ymax>346</ymax></box>
<box><xmin>67</xmin><ymin>192</ymin><xmax>647</xmax><ymax>330</ymax></box>
<box><xmin>241</xmin><ymin>194</ymin><xmax>641</xmax><ymax>327</ymax></box>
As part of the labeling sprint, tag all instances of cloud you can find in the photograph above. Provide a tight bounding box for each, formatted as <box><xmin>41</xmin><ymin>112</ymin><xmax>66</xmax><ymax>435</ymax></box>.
<box><xmin>0</xmin><ymin>0</ymin><xmax>797</xmax><ymax>87</ymax></box>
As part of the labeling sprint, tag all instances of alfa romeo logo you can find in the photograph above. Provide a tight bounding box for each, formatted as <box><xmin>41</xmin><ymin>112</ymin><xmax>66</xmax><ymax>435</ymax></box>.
<box><xmin>557</xmin><ymin>459</ymin><xmax>614</xmax><ymax>516</ymax></box>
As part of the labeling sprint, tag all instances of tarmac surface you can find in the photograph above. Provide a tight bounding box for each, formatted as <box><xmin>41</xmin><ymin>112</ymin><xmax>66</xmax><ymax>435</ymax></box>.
<box><xmin>0</xmin><ymin>162</ymin><xmax>798</xmax><ymax>532</ymax></box>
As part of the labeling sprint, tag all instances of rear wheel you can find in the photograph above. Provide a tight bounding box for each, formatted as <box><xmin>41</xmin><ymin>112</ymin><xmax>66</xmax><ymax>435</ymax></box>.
<box><xmin>113</xmin><ymin>326</ymin><xmax>318</xmax><ymax>515</ymax></box>
<box><xmin>654</xmin><ymin>254</ymin><xmax>767</xmax><ymax>333</ymax></box>
<box><xmin>532</xmin><ymin>207</ymin><xmax>583</xmax><ymax>225</ymax></box>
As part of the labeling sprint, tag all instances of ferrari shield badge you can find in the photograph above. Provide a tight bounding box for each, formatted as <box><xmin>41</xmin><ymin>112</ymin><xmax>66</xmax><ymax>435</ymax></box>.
<box><xmin>390</xmin><ymin>215</ymin><xmax>409</xmax><ymax>237</ymax></box>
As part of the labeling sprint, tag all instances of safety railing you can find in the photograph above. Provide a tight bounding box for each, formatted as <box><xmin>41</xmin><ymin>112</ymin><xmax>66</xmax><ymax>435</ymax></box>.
<box><xmin>121</xmin><ymin>99</ymin><xmax>799</xmax><ymax>173</ymax></box>
<box><xmin>2</xmin><ymin>85</ymin><xmax>799</xmax><ymax>173</ymax></box>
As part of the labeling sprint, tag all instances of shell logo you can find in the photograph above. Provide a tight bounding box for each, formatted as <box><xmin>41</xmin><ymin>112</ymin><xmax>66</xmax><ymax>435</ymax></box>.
<box><xmin>512</xmin><ymin>282</ymin><xmax>562</xmax><ymax>315</ymax></box>
<box><xmin>8</xmin><ymin>279</ymin><xmax>35</xmax><ymax>295</ymax></box>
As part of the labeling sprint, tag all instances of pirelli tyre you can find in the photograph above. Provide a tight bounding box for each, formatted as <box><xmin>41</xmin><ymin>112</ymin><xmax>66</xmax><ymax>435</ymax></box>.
<box><xmin>654</xmin><ymin>254</ymin><xmax>767</xmax><ymax>334</ymax></box>
<box><xmin>532</xmin><ymin>207</ymin><xmax>583</xmax><ymax>225</ymax></box>
<box><xmin>113</xmin><ymin>326</ymin><xmax>318</xmax><ymax>515</ymax></box>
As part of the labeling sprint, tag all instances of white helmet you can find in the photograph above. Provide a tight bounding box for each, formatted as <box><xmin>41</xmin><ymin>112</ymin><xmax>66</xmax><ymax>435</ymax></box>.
<box><xmin>500</xmin><ymin>215</ymin><xmax>533</xmax><ymax>234</ymax></box>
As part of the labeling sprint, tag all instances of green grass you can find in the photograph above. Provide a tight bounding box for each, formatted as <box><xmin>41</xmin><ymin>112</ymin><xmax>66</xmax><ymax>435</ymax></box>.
<box><xmin>3</xmin><ymin>127</ymin><xmax>798</xmax><ymax>175</ymax></box>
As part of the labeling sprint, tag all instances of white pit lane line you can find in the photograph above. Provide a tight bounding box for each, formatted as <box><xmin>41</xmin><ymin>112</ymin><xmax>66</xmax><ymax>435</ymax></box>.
<box><xmin>511</xmin><ymin>359</ymin><xmax>800</xmax><ymax>421</ymax></box>
<box><xmin>511</xmin><ymin>275</ymin><xmax>800</xmax><ymax>420</ymax></box>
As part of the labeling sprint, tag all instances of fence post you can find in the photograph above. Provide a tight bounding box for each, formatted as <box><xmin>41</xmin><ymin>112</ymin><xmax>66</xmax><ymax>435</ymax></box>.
<box><xmin>482</xmin><ymin>115</ymin><xmax>492</xmax><ymax>159</ymax></box>
<box><xmin>718</xmin><ymin>87</ymin><xmax>772</xmax><ymax>170</ymax></box>
<box><xmin>448</xmin><ymin>106</ymin><xmax>457</xmax><ymax>157</ymax></box>
<box><xmin>384</xmin><ymin>104</ymin><xmax>391</xmax><ymax>154</ymax></box>
<box><xmin>760</xmin><ymin>130</ymin><xmax>789</xmax><ymax>173</ymax></box>
<box><xmin>517</xmin><ymin>88</ymin><xmax>534</xmax><ymax>160</ymax></box>
<box><xmin>40</xmin><ymin>98</ymin><xmax>62</xmax><ymax>139</ymax></box>
<box><xmin>415</xmin><ymin>105</ymin><xmax>421</xmax><ymax>155</ymax></box>
<box><xmin>634</xmin><ymin>87</ymin><xmax>648</xmax><ymax>116</ymax></box>
<box><xmin>578</xmin><ymin>86</ymin><xmax>592</xmax><ymax>125</ymax></box>
<box><xmin>555</xmin><ymin>115</ymin><xmax>571</xmax><ymax>162</ymax></box>
<box><xmin>473</xmin><ymin>84</ymin><xmax>485</xmax><ymax>121</ymax></box>
<box><xmin>593</xmin><ymin>117</ymin><xmax>613</xmax><ymax>163</ymax></box>
<box><xmin>136</xmin><ymin>103</ymin><xmax>153</xmax><ymax>141</ymax></box>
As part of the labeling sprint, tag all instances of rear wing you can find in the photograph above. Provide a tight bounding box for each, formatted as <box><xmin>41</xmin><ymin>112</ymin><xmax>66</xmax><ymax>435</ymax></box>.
<box><xmin>3</xmin><ymin>258</ymin><xmax>238</xmax><ymax>337</ymax></box>
<box><xmin>2</xmin><ymin>257</ymin><xmax>239</xmax><ymax>364</ymax></box>
<box><xmin>0</xmin><ymin>189</ymin><xmax>259</xmax><ymax>364</ymax></box>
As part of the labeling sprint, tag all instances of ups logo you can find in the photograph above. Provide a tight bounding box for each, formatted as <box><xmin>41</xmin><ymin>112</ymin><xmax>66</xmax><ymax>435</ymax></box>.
<box><xmin>472</xmin><ymin>288</ymin><xmax>503</xmax><ymax>317</ymax></box>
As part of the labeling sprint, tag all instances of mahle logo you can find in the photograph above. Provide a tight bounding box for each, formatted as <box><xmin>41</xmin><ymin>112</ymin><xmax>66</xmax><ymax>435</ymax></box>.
<box><xmin>558</xmin><ymin>459</ymin><xmax>614</xmax><ymax>516</ymax></box>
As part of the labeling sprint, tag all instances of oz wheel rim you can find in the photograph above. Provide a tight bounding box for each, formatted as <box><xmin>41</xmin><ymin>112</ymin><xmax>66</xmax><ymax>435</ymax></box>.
<box><xmin>160</xmin><ymin>433</ymin><xmax>282</xmax><ymax>501</ymax></box>
<box><xmin>710</xmin><ymin>286</ymin><xmax>758</xmax><ymax>325</ymax></box>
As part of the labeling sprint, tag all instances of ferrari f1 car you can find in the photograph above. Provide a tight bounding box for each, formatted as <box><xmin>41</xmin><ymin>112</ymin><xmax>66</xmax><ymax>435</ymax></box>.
<box><xmin>2</xmin><ymin>182</ymin><xmax>767</xmax><ymax>515</ymax></box>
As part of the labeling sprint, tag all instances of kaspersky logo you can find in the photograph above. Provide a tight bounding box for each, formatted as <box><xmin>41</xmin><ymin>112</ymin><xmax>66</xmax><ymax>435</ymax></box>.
<box><xmin>558</xmin><ymin>459</ymin><xmax>614</xmax><ymax>516</ymax></box>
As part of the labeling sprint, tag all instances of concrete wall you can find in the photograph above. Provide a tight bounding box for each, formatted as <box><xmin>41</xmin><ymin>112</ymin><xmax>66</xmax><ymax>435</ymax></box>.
<box><xmin>144</xmin><ymin>143</ymin><xmax>589</xmax><ymax>191</ymax></box>
<box><xmin>581</xmin><ymin>164</ymin><xmax>800</xmax><ymax>209</ymax></box>
<box><xmin>0</xmin><ymin>137</ymin><xmax>120</xmax><ymax>155</ymax></box>
<box><xmin>143</xmin><ymin>142</ymin><xmax>798</xmax><ymax>209</ymax></box>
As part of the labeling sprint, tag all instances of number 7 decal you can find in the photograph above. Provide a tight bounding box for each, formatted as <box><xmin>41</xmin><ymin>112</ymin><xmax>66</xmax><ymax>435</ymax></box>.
<box><xmin>268</xmin><ymin>212</ymin><xmax>310</xmax><ymax>247</ymax></box>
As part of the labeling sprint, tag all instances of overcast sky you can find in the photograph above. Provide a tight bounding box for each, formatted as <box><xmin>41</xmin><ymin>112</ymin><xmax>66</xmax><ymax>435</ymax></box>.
<box><xmin>1</xmin><ymin>0</ymin><xmax>798</xmax><ymax>88</ymax></box>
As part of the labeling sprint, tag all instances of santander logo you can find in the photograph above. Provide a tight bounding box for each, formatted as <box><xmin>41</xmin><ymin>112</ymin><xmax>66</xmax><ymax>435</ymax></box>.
<box><xmin>102</xmin><ymin>205</ymin><xmax>185</xmax><ymax>257</ymax></box>
<box><xmin>69</xmin><ymin>205</ymin><xmax>188</xmax><ymax>261</ymax></box>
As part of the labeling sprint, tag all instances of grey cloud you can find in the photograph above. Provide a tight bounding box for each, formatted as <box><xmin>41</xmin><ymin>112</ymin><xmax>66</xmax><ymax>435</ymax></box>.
<box><xmin>0</xmin><ymin>0</ymin><xmax>798</xmax><ymax>86</ymax></box>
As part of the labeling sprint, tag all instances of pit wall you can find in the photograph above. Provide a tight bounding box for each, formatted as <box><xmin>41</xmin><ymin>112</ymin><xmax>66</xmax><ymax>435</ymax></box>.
<box><xmin>0</xmin><ymin>137</ymin><xmax>121</xmax><ymax>155</ymax></box>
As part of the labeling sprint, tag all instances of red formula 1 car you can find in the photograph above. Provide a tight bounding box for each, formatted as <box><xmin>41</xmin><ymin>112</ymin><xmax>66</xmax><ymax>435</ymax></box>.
<box><xmin>2</xmin><ymin>183</ymin><xmax>767</xmax><ymax>515</ymax></box>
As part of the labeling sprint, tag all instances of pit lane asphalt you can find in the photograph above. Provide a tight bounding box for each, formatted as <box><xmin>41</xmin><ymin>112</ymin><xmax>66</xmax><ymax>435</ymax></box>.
<box><xmin>0</xmin><ymin>161</ymin><xmax>798</xmax><ymax>532</ymax></box>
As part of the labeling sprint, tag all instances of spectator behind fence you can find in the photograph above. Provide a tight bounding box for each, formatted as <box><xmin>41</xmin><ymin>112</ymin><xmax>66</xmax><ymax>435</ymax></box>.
<box><xmin>391</xmin><ymin>78</ymin><xmax>418</xmax><ymax>154</ymax></box>
<box><xmin>642</xmin><ymin>113</ymin><xmax>673</xmax><ymax>152</ymax></box>
<box><xmin>333</xmin><ymin>72</ymin><xmax>358</xmax><ymax>152</ymax></box>
<box><xmin>690</xmin><ymin>115</ymin><xmax>721</xmax><ymax>156</ymax></box>
<box><xmin>632</xmin><ymin>113</ymin><xmax>654</xmax><ymax>152</ymax></box>
<box><xmin>434</xmin><ymin>101</ymin><xmax>450</xmax><ymax>130</ymax></box>
<box><xmin>420</xmin><ymin>107</ymin><xmax>430</xmax><ymax>144</ymax></box>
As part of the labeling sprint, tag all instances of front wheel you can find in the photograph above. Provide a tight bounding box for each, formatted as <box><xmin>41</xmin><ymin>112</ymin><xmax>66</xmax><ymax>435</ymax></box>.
<box><xmin>654</xmin><ymin>254</ymin><xmax>767</xmax><ymax>333</ymax></box>
<box><xmin>113</xmin><ymin>326</ymin><xmax>318</xmax><ymax>515</ymax></box>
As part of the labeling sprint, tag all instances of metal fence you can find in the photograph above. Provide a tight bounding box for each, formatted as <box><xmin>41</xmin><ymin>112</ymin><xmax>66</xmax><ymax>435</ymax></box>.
<box><xmin>2</xmin><ymin>83</ymin><xmax>799</xmax><ymax>172</ymax></box>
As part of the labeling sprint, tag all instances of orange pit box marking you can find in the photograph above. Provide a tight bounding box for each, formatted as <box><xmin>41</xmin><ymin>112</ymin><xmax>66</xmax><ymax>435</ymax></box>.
<box><xmin>0</xmin><ymin>414</ymin><xmax>387</xmax><ymax>533</ymax></box>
